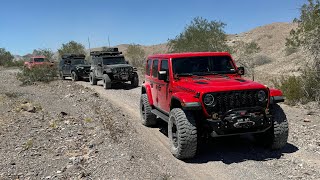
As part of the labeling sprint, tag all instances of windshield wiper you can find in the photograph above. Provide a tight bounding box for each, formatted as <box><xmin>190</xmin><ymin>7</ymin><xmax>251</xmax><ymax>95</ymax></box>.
<box><xmin>193</xmin><ymin>71</ymin><xmax>218</xmax><ymax>76</ymax></box>
<box><xmin>176</xmin><ymin>73</ymin><xmax>195</xmax><ymax>76</ymax></box>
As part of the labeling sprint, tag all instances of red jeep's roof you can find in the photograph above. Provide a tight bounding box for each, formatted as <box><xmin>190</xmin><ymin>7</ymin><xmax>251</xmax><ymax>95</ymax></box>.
<box><xmin>148</xmin><ymin>52</ymin><xmax>232</xmax><ymax>59</ymax></box>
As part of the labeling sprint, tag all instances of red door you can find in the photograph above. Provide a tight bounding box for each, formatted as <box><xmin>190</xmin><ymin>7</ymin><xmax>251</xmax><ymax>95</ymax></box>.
<box><xmin>157</xmin><ymin>59</ymin><xmax>170</xmax><ymax>113</ymax></box>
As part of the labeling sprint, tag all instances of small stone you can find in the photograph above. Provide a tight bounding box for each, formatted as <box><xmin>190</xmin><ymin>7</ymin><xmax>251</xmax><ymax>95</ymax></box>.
<box><xmin>303</xmin><ymin>119</ymin><xmax>311</xmax><ymax>122</ymax></box>
<box><xmin>56</xmin><ymin>171</ymin><xmax>62</xmax><ymax>174</ymax></box>
<box><xmin>20</xmin><ymin>103</ymin><xmax>36</xmax><ymax>113</ymax></box>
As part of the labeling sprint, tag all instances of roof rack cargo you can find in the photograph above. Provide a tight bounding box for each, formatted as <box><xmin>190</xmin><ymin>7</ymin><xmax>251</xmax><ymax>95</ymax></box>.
<box><xmin>61</xmin><ymin>54</ymin><xmax>86</xmax><ymax>59</ymax></box>
<box><xmin>90</xmin><ymin>48</ymin><xmax>122</xmax><ymax>57</ymax></box>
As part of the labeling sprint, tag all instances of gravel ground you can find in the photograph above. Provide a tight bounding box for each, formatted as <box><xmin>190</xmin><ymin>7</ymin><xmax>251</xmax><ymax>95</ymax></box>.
<box><xmin>1</xmin><ymin>67</ymin><xmax>320</xmax><ymax>180</ymax></box>
<box><xmin>0</xmin><ymin>68</ymin><xmax>190</xmax><ymax>179</ymax></box>
<box><xmin>77</xmin><ymin>71</ymin><xmax>320</xmax><ymax>180</ymax></box>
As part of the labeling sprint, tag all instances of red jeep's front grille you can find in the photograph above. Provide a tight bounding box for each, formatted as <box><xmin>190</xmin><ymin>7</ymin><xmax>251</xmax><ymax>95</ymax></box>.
<box><xmin>204</xmin><ymin>90</ymin><xmax>267</xmax><ymax>115</ymax></box>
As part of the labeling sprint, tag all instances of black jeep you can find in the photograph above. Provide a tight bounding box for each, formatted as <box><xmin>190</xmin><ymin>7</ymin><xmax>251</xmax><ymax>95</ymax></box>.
<box><xmin>89</xmin><ymin>48</ymin><xmax>139</xmax><ymax>89</ymax></box>
<box><xmin>58</xmin><ymin>54</ymin><xmax>91</xmax><ymax>81</ymax></box>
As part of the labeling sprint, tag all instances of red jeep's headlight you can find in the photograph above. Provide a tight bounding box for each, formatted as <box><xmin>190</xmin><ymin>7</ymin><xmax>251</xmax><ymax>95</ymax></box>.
<box><xmin>258</xmin><ymin>90</ymin><xmax>267</xmax><ymax>102</ymax></box>
<box><xmin>204</xmin><ymin>94</ymin><xmax>215</xmax><ymax>106</ymax></box>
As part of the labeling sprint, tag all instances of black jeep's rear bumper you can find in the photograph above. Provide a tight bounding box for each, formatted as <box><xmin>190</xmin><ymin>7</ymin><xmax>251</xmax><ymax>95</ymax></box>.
<box><xmin>203</xmin><ymin>107</ymin><xmax>272</xmax><ymax>137</ymax></box>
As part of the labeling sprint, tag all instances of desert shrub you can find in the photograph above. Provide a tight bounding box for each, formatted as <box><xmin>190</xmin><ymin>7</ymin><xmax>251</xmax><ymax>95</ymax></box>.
<box><xmin>252</xmin><ymin>54</ymin><xmax>272</xmax><ymax>66</ymax></box>
<box><xmin>33</xmin><ymin>48</ymin><xmax>55</xmax><ymax>61</ymax></box>
<box><xmin>58</xmin><ymin>41</ymin><xmax>86</xmax><ymax>57</ymax></box>
<box><xmin>0</xmin><ymin>48</ymin><xmax>14</xmax><ymax>66</ymax></box>
<box><xmin>272</xmin><ymin>70</ymin><xmax>320</xmax><ymax>105</ymax></box>
<box><xmin>273</xmin><ymin>76</ymin><xmax>304</xmax><ymax>104</ymax></box>
<box><xmin>301</xmin><ymin>70</ymin><xmax>320</xmax><ymax>102</ymax></box>
<box><xmin>285</xmin><ymin>47</ymin><xmax>298</xmax><ymax>56</ymax></box>
<box><xmin>4</xmin><ymin>60</ymin><xmax>25</xmax><ymax>67</ymax></box>
<box><xmin>168</xmin><ymin>17</ymin><xmax>231</xmax><ymax>53</ymax></box>
<box><xmin>126</xmin><ymin>44</ymin><xmax>146</xmax><ymax>68</ymax></box>
<box><xmin>17</xmin><ymin>65</ymin><xmax>58</xmax><ymax>85</ymax></box>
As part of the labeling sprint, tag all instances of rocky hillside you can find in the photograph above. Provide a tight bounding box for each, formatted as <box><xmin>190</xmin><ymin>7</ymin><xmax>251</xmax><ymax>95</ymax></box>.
<box><xmin>93</xmin><ymin>23</ymin><xmax>302</xmax><ymax>78</ymax></box>
<box><xmin>228</xmin><ymin>22</ymin><xmax>304</xmax><ymax>76</ymax></box>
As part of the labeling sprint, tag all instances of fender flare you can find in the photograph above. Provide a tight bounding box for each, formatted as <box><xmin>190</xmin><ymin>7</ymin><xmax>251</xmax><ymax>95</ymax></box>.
<box><xmin>141</xmin><ymin>84</ymin><xmax>154</xmax><ymax>106</ymax></box>
<box><xmin>269</xmin><ymin>88</ymin><xmax>285</xmax><ymax>104</ymax></box>
<box><xmin>170</xmin><ymin>92</ymin><xmax>202</xmax><ymax>110</ymax></box>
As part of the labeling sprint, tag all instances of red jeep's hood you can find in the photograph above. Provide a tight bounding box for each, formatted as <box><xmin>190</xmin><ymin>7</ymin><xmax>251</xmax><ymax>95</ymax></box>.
<box><xmin>174</xmin><ymin>75</ymin><xmax>267</xmax><ymax>93</ymax></box>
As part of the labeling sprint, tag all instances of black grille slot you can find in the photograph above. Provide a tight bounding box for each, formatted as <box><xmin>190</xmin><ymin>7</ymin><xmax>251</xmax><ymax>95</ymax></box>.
<box><xmin>205</xmin><ymin>90</ymin><xmax>266</xmax><ymax>114</ymax></box>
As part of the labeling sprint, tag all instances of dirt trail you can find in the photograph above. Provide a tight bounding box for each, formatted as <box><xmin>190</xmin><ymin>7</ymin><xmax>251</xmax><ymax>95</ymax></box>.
<box><xmin>77</xmin><ymin>79</ymin><xmax>320</xmax><ymax>180</ymax></box>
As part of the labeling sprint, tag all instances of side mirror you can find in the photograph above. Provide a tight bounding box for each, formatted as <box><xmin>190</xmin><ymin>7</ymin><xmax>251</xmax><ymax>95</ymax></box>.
<box><xmin>126</xmin><ymin>61</ymin><xmax>129</xmax><ymax>64</ymax></box>
<box><xmin>158</xmin><ymin>71</ymin><xmax>168</xmax><ymax>81</ymax></box>
<box><xmin>237</xmin><ymin>67</ymin><xmax>245</xmax><ymax>75</ymax></box>
<box><xmin>97</xmin><ymin>63</ymin><xmax>102</xmax><ymax>67</ymax></box>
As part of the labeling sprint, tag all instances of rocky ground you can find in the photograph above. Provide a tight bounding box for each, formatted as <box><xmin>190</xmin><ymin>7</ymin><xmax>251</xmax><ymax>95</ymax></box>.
<box><xmin>0</xmin><ymin>67</ymin><xmax>320</xmax><ymax>180</ymax></box>
<box><xmin>0</xmin><ymin>68</ymin><xmax>189</xmax><ymax>179</ymax></box>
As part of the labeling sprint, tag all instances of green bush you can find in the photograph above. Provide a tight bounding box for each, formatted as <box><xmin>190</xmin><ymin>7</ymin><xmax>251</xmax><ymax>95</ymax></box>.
<box><xmin>273</xmin><ymin>76</ymin><xmax>304</xmax><ymax>104</ymax></box>
<box><xmin>301</xmin><ymin>70</ymin><xmax>320</xmax><ymax>102</ymax></box>
<box><xmin>4</xmin><ymin>60</ymin><xmax>25</xmax><ymax>67</ymax></box>
<box><xmin>252</xmin><ymin>54</ymin><xmax>272</xmax><ymax>66</ymax></box>
<box><xmin>272</xmin><ymin>70</ymin><xmax>320</xmax><ymax>104</ymax></box>
<box><xmin>17</xmin><ymin>65</ymin><xmax>58</xmax><ymax>85</ymax></box>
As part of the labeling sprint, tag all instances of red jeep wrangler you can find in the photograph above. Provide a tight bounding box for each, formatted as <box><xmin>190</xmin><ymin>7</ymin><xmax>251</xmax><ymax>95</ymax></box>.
<box><xmin>140</xmin><ymin>52</ymin><xmax>288</xmax><ymax>159</ymax></box>
<box><xmin>24</xmin><ymin>56</ymin><xmax>54</xmax><ymax>69</ymax></box>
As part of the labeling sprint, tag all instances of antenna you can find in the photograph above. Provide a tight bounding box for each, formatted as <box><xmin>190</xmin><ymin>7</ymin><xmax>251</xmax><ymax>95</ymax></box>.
<box><xmin>87</xmin><ymin>37</ymin><xmax>91</xmax><ymax>53</ymax></box>
<box><xmin>108</xmin><ymin>36</ymin><xmax>111</xmax><ymax>47</ymax></box>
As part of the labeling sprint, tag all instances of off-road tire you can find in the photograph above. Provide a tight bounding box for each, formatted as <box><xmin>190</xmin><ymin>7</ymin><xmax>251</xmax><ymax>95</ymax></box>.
<box><xmin>71</xmin><ymin>71</ymin><xmax>78</xmax><ymax>81</ymax></box>
<box><xmin>254</xmin><ymin>104</ymin><xmax>288</xmax><ymax>149</ymax></box>
<box><xmin>131</xmin><ymin>72</ymin><xmax>139</xmax><ymax>88</ymax></box>
<box><xmin>168</xmin><ymin>108</ymin><xmax>197</xmax><ymax>159</ymax></box>
<box><xmin>103</xmin><ymin>74</ymin><xmax>111</xmax><ymax>89</ymax></box>
<box><xmin>140</xmin><ymin>94</ymin><xmax>156</xmax><ymax>126</ymax></box>
<box><xmin>59</xmin><ymin>71</ymin><xmax>65</xmax><ymax>80</ymax></box>
<box><xmin>89</xmin><ymin>72</ymin><xmax>97</xmax><ymax>85</ymax></box>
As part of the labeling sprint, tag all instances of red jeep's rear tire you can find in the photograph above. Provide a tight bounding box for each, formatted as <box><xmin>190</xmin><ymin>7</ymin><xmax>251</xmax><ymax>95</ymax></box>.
<box><xmin>254</xmin><ymin>104</ymin><xmax>288</xmax><ymax>149</ymax></box>
<box><xmin>168</xmin><ymin>108</ymin><xmax>197</xmax><ymax>159</ymax></box>
<box><xmin>140</xmin><ymin>94</ymin><xmax>156</xmax><ymax>126</ymax></box>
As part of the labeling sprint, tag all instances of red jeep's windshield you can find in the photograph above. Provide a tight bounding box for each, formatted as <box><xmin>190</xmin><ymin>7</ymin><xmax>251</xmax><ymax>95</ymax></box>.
<box><xmin>172</xmin><ymin>56</ymin><xmax>236</xmax><ymax>75</ymax></box>
<box><xmin>34</xmin><ymin>58</ymin><xmax>49</xmax><ymax>62</ymax></box>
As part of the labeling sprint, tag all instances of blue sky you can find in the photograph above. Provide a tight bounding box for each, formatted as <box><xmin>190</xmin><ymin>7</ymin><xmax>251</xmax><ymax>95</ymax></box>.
<box><xmin>0</xmin><ymin>0</ymin><xmax>305</xmax><ymax>55</ymax></box>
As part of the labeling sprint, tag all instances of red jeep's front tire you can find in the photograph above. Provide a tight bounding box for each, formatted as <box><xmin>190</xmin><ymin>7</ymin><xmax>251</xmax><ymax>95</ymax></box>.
<box><xmin>254</xmin><ymin>104</ymin><xmax>288</xmax><ymax>149</ymax></box>
<box><xmin>140</xmin><ymin>94</ymin><xmax>156</xmax><ymax>126</ymax></box>
<box><xmin>168</xmin><ymin>108</ymin><xmax>197</xmax><ymax>159</ymax></box>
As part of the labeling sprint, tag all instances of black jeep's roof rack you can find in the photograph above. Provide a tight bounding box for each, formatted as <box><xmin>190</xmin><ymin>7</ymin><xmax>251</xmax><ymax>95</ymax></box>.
<box><xmin>62</xmin><ymin>54</ymin><xmax>86</xmax><ymax>59</ymax></box>
<box><xmin>90</xmin><ymin>48</ymin><xmax>122</xmax><ymax>57</ymax></box>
